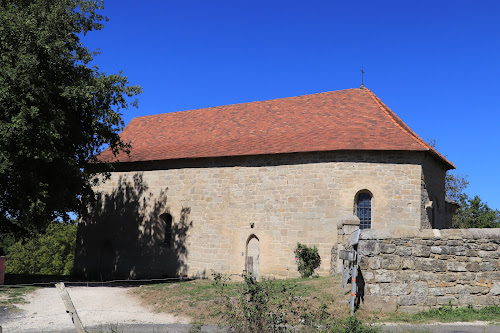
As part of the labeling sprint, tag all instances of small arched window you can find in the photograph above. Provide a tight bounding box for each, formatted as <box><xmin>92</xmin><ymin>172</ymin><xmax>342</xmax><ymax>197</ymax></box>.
<box><xmin>160</xmin><ymin>213</ymin><xmax>173</xmax><ymax>247</ymax></box>
<box><xmin>355</xmin><ymin>191</ymin><xmax>372</xmax><ymax>230</ymax></box>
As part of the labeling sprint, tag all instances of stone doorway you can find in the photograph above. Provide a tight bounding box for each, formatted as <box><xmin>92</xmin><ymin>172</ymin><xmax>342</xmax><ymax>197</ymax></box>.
<box><xmin>246</xmin><ymin>235</ymin><xmax>260</xmax><ymax>279</ymax></box>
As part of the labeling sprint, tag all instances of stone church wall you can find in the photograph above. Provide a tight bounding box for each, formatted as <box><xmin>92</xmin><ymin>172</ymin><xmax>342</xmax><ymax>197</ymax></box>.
<box><xmin>75</xmin><ymin>151</ymin><xmax>442</xmax><ymax>280</ymax></box>
<box><xmin>358</xmin><ymin>228</ymin><xmax>500</xmax><ymax>313</ymax></box>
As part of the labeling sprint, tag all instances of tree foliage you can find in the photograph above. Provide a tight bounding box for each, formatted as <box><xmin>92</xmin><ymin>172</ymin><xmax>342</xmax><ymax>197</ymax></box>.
<box><xmin>0</xmin><ymin>0</ymin><xmax>141</xmax><ymax>235</ymax></box>
<box><xmin>428</xmin><ymin>140</ymin><xmax>498</xmax><ymax>228</ymax></box>
<box><xmin>453</xmin><ymin>195</ymin><xmax>500</xmax><ymax>229</ymax></box>
<box><xmin>5</xmin><ymin>221</ymin><xmax>77</xmax><ymax>275</ymax></box>
<box><xmin>445</xmin><ymin>172</ymin><xmax>469</xmax><ymax>203</ymax></box>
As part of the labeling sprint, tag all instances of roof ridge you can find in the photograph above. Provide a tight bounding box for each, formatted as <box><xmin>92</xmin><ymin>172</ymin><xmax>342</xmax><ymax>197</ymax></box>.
<box><xmin>364</xmin><ymin>88</ymin><xmax>455</xmax><ymax>169</ymax></box>
<box><xmin>131</xmin><ymin>88</ymin><xmax>360</xmax><ymax>120</ymax></box>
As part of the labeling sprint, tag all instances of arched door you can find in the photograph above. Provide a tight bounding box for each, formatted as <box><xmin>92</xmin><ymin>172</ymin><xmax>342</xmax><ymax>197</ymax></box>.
<box><xmin>246</xmin><ymin>235</ymin><xmax>260</xmax><ymax>279</ymax></box>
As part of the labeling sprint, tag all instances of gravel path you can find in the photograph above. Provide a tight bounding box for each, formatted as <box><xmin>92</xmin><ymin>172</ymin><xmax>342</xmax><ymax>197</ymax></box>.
<box><xmin>0</xmin><ymin>286</ymin><xmax>190</xmax><ymax>332</ymax></box>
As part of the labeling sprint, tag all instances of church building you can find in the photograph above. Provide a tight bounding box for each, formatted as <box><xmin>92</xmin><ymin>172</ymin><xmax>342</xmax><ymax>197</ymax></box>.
<box><xmin>74</xmin><ymin>87</ymin><xmax>455</xmax><ymax>280</ymax></box>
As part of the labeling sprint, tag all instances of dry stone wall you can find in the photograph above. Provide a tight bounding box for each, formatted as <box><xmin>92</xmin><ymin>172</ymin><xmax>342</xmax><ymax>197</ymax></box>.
<box><xmin>358</xmin><ymin>228</ymin><xmax>500</xmax><ymax>313</ymax></box>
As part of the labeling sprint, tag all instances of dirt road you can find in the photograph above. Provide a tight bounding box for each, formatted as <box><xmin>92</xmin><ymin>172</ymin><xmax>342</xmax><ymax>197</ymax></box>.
<box><xmin>0</xmin><ymin>286</ymin><xmax>189</xmax><ymax>332</ymax></box>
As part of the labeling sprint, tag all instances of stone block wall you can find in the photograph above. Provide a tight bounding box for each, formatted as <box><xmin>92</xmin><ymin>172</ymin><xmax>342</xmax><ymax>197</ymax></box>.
<box><xmin>358</xmin><ymin>228</ymin><xmax>500</xmax><ymax>313</ymax></box>
<box><xmin>75</xmin><ymin>150</ymin><xmax>441</xmax><ymax>280</ymax></box>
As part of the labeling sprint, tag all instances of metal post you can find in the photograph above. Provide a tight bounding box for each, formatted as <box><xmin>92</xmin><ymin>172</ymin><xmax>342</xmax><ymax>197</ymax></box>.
<box><xmin>55</xmin><ymin>282</ymin><xmax>86</xmax><ymax>333</ymax></box>
<box><xmin>349</xmin><ymin>260</ymin><xmax>358</xmax><ymax>316</ymax></box>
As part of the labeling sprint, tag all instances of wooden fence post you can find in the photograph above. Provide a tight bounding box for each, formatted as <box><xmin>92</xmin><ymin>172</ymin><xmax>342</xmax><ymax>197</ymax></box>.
<box><xmin>0</xmin><ymin>256</ymin><xmax>5</xmax><ymax>285</ymax></box>
<box><xmin>55</xmin><ymin>282</ymin><xmax>86</xmax><ymax>333</ymax></box>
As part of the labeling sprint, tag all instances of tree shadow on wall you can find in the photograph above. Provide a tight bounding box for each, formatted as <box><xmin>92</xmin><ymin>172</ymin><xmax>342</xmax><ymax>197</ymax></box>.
<box><xmin>74</xmin><ymin>173</ymin><xmax>192</xmax><ymax>280</ymax></box>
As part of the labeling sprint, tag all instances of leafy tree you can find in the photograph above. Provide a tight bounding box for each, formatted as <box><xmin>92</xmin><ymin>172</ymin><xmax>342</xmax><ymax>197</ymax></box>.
<box><xmin>0</xmin><ymin>0</ymin><xmax>141</xmax><ymax>235</ymax></box>
<box><xmin>445</xmin><ymin>172</ymin><xmax>469</xmax><ymax>203</ymax></box>
<box><xmin>453</xmin><ymin>195</ymin><xmax>500</xmax><ymax>228</ymax></box>
<box><xmin>5</xmin><ymin>221</ymin><xmax>77</xmax><ymax>275</ymax></box>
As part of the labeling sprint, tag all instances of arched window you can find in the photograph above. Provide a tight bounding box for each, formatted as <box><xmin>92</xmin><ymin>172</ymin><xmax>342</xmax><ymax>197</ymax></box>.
<box><xmin>160</xmin><ymin>213</ymin><xmax>173</xmax><ymax>247</ymax></box>
<box><xmin>355</xmin><ymin>191</ymin><xmax>372</xmax><ymax>230</ymax></box>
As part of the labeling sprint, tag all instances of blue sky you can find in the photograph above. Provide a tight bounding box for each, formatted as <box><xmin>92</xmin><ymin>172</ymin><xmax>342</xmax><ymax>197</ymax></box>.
<box><xmin>83</xmin><ymin>0</ymin><xmax>500</xmax><ymax>210</ymax></box>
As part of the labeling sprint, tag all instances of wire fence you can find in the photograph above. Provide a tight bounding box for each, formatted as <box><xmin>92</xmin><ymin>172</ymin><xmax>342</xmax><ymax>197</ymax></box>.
<box><xmin>0</xmin><ymin>276</ymin><xmax>188</xmax><ymax>288</ymax></box>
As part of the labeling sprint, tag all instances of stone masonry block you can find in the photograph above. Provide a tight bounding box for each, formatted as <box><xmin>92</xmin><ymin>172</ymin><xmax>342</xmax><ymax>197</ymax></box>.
<box><xmin>380</xmin><ymin>243</ymin><xmax>396</xmax><ymax>254</ymax></box>
<box><xmin>368</xmin><ymin>257</ymin><xmax>381</xmax><ymax>270</ymax></box>
<box><xmin>362</xmin><ymin>296</ymin><xmax>398</xmax><ymax>312</ymax></box>
<box><xmin>412</xmin><ymin>244</ymin><xmax>431</xmax><ymax>257</ymax></box>
<box><xmin>479</xmin><ymin>243</ymin><xmax>498</xmax><ymax>251</ymax></box>
<box><xmin>490</xmin><ymin>283</ymin><xmax>500</xmax><ymax>296</ymax></box>
<box><xmin>358</xmin><ymin>240</ymin><xmax>380</xmax><ymax>256</ymax></box>
<box><xmin>381</xmin><ymin>255</ymin><xmax>402</xmax><ymax>270</ymax></box>
<box><xmin>410</xmin><ymin>281</ymin><xmax>428</xmax><ymax>296</ymax></box>
<box><xmin>375</xmin><ymin>270</ymin><xmax>395</xmax><ymax>283</ymax></box>
<box><xmin>447</xmin><ymin>261</ymin><xmax>467</xmax><ymax>272</ymax></box>
<box><xmin>380</xmin><ymin>282</ymin><xmax>410</xmax><ymax>296</ymax></box>
<box><xmin>365</xmin><ymin>283</ymin><xmax>380</xmax><ymax>296</ymax></box>
<box><xmin>396</xmin><ymin>246</ymin><xmax>412</xmax><ymax>256</ymax></box>
<box><xmin>398</xmin><ymin>295</ymin><xmax>417</xmax><ymax>306</ymax></box>
<box><xmin>401</xmin><ymin>258</ymin><xmax>415</xmax><ymax>270</ymax></box>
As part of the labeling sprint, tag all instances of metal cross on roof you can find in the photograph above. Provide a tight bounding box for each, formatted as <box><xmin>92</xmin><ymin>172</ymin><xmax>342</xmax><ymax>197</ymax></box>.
<box><xmin>360</xmin><ymin>66</ymin><xmax>365</xmax><ymax>88</ymax></box>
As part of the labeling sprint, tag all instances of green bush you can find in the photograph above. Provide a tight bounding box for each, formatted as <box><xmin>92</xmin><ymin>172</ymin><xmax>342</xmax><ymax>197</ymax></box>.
<box><xmin>294</xmin><ymin>242</ymin><xmax>321</xmax><ymax>278</ymax></box>
<box><xmin>5</xmin><ymin>222</ymin><xmax>77</xmax><ymax>275</ymax></box>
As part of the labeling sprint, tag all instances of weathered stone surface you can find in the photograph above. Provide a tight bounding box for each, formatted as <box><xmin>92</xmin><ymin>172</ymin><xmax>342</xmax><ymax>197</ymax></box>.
<box><xmin>380</xmin><ymin>282</ymin><xmax>410</xmax><ymax>296</ymax></box>
<box><xmin>412</xmin><ymin>245</ymin><xmax>431</xmax><ymax>257</ymax></box>
<box><xmin>492</xmin><ymin>283</ymin><xmax>500</xmax><ymax>296</ymax></box>
<box><xmin>437</xmin><ymin>296</ymin><xmax>458</xmax><ymax>306</ymax></box>
<box><xmin>415</xmin><ymin>258</ymin><xmax>446</xmax><ymax>272</ymax></box>
<box><xmin>358</xmin><ymin>256</ymin><xmax>369</xmax><ymax>270</ymax></box>
<box><xmin>439</xmin><ymin>273</ymin><xmax>458</xmax><ymax>282</ymax></box>
<box><xmin>401</xmin><ymin>258</ymin><xmax>415</xmax><ymax>270</ymax></box>
<box><xmin>417</xmin><ymin>296</ymin><xmax>437</xmax><ymax>306</ymax></box>
<box><xmin>396</xmin><ymin>246</ymin><xmax>412</xmax><ymax>256</ymax></box>
<box><xmin>380</xmin><ymin>243</ymin><xmax>396</xmax><ymax>254</ymax></box>
<box><xmin>467</xmin><ymin>286</ymin><xmax>490</xmax><ymax>295</ymax></box>
<box><xmin>479</xmin><ymin>243</ymin><xmax>498</xmax><ymax>251</ymax></box>
<box><xmin>410</xmin><ymin>281</ymin><xmax>428</xmax><ymax>296</ymax></box>
<box><xmin>398</xmin><ymin>306</ymin><xmax>427</xmax><ymax>313</ymax></box>
<box><xmin>365</xmin><ymin>283</ymin><xmax>380</xmax><ymax>296</ymax></box>
<box><xmin>375</xmin><ymin>270</ymin><xmax>395</xmax><ymax>283</ymax></box>
<box><xmin>358</xmin><ymin>240</ymin><xmax>380</xmax><ymax>256</ymax></box>
<box><xmin>430</xmin><ymin>246</ymin><xmax>443</xmax><ymax>254</ymax></box>
<box><xmin>479</xmin><ymin>261</ymin><xmax>497</xmax><ymax>271</ymax></box>
<box><xmin>466</xmin><ymin>262</ymin><xmax>480</xmax><ymax>272</ymax></box>
<box><xmin>362</xmin><ymin>295</ymin><xmax>398</xmax><ymax>312</ymax></box>
<box><xmin>363</xmin><ymin>270</ymin><xmax>375</xmax><ymax>283</ymax></box>
<box><xmin>447</xmin><ymin>261</ymin><xmax>467</xmax><ymax>272</ymax></box>
<box><xmin>381</xmin><ymin>255</ymin><xmax>401</xmax><ymax>270</ymax></box>
<box><xmin>398</xmin><ymin>295</ymin><xmax>417</xmax><ymax>306</ymax></box>
<box><xmin>428</xmin><ymin>287</ymin><xmax>445</xmax><ymax>296</ymax></box>
<box><xmin>368</xmin><ymin>257</ymin><xmax>381</xmax><ymax>270</ymax></box>
<box><xmin>449</xmin><ymin>246</ymin><xmax>466</xmax><ymax>255</ymax></box>
<box><xmin>477</xmin><ymin>271</ymin><xmax>500</xmax><ymax>282</ymax></box>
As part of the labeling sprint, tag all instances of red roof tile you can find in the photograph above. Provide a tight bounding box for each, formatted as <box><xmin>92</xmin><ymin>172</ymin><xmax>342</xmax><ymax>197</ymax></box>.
<box><xmin>98</xmin><ymin>87</ymin><xmax>455</xmax><ymax>169</ymax></box>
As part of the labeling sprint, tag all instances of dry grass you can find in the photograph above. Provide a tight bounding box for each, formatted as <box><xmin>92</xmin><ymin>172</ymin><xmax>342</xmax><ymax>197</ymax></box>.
<box><xmin>0</xmin><ymin>286</ymin><xmax>37</xmax><ymax>306</ymax></box>
<box><xmin>133</xmin><ymin>275</ymin><xmax>380</xmax><ymax>325</ymax></box>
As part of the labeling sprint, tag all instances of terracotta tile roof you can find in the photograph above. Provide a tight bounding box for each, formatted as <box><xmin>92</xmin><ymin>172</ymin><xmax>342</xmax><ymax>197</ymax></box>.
<box><xmin>98</xmin><ymin>87</ymin><xmax>455</xmax><ymax>169</ymax></box>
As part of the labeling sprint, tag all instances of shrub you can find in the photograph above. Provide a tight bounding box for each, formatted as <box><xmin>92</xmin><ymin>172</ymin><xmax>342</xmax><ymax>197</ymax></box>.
<box><xmin>212</xmin><ymin>271</ymin><xmax>379</xmax><ymax>332</ymax></box>
<box><xmin>5</xmin><ymin>221</ymin><xmax>77</xmax><ymax>275</ymax></box>
<box><xmin>294</xmin><ymin>243</ymin><xmax>321</xmax><ymax>278</ymax></box>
